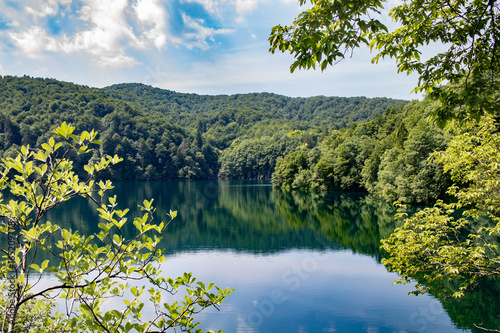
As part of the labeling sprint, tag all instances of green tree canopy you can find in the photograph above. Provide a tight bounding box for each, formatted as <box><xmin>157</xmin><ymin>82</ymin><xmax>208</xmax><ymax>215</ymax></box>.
<box><xmin>270</xmin><ymin>5</ymin><xmax>500</xmax><ymax>331</ymax></box>
<box><xmin>381</xmin><ymin>116</ymin><xmax>500</xmax><ymax>299</ymax></box>
<box><xmin>269</xmin><ymin>0</ymin><xmax>500</xmax><ymax>125</ymax></box>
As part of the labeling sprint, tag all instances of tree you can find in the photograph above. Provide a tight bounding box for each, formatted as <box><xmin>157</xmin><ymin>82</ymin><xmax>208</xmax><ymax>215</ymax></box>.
<box><xmin>271</xmin><ymin>150</ymin><xmax>309</xmax><ymax>188</ymax></box>
<box><xmin>0</xmin><ymin>123</ymin><xmax>232</xmax><ymax>333</ymax></box>
<box><xmin>269</xmin><ymin>0</ymin><xmax>500</xmax><ymax>125</ymax></box>
<box><xmin>381</xmin><ymin>116</ymin><xmax>500</xmax><ymax>299</ymax></box>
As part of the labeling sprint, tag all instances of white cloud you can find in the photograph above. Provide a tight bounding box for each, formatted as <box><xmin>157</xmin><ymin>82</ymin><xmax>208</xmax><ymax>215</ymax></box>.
<box><xmin>180</xmin><ymin>13</ymin><xmax>233</xmax><ymax>50</ymax></box>
<box><xmin>97</xmin><ymin>53</ymin><xmax>140</xmax><ymax>68</ymax></box>
<box><xmin>43</xmin><ymin>0</ymin><xmax>142</xmax><ymax>67</ymax></box>
<box><xmin>78</xmin><ymin>0</ymin><xmax>137</xmax><ymax>47</ymax></box>
<box><xmin>134</xmin><ymin>0</ymin><xmax>168</xmax><ymax>49</ymax></box>
<box><xmin>9</xmin><ymin>26</ymin><xmax>58</xmax><ymax>58</ymax></box>
<box><xmin>6</xmin><ymin>0</ymin><xmax>170</xmax><ymax>67</ymax></box>
<box><xmin>6</xmin><ymin>0</ymin><xmax>239</xmax><ymax>67</ymax></box>
<box><xmin>24</xmin><ymin>0</ymin><xmax>72</xmax><ymax>18</ymax></box>
<box><xmin>234</xmin><ymin>0</ymin><xmax>258</xmax><ymax>14</ymax></box>
<box><xmin>8</xmin><ymin>21</ymin><xmax>21</xmax><ymax>28</ymax></box>
<box><xmin>232</xmin><ymin>0</ymin><xmax>259</xmax><ymax>24</ymax></box>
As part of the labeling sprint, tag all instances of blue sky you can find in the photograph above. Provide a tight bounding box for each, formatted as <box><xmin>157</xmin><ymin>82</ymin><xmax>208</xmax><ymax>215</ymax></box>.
<box><xmin>0</xmin><ymin>0</ymin><xmax>420</xmax><ymax>99</ymax></box>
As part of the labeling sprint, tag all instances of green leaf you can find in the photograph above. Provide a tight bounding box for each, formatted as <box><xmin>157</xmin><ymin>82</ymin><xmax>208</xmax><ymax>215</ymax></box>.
<box><xmin>62</xmin><ymin>229</ymin><xmax>71</xmax><ymax>242</ymax></box>
<box><xmin>113</xmin><ymin>234</ymin><xmax>121</xmax><ymax>245</ymax></box>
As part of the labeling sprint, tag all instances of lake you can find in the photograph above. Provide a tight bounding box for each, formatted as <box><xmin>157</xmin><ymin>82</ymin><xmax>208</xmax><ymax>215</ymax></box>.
<box><xmin>4</xmin><ymin>180</ymin><xmax>499</xmax><ymax>332</ymax></box>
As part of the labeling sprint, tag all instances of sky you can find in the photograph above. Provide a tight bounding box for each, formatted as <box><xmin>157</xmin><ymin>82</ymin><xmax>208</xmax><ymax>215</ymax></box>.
<box><xmin>0</xmin><ymin>0</ymin><xmax>421</xmax><ymax>99</ymax></box>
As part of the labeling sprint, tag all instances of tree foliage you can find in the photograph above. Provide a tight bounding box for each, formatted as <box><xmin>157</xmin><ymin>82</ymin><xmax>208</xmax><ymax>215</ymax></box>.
<box><xmin>219</xmin><ymin>126</ymin><xmax>317</xmax><ymax>180</ymax></box>
<box><xmin>382</xmin><ymin>116</ymin><xmax>500</xmax><ymax>298</ymax></box>
<box><xmin>269</xmin><ymin>1</ymin><xmax>500</xmax><ymax>311</ymax></box>
<box><xmin>269</xmin><ymin>0</ymin><xmax>500</xmax><ymax>124</ymax></box>
<box><xmin>272</xmin><ymin>99</ymin><xmax>451</xmax><ymax>204</ymax></box>
<box><xmin>0</xmin><ymin>123</ymin><xmax>232</xmax><ymax>333</ymax></box>
<box><xmin>104</xmin><ymin>83</ymin><xmax>403</xmax><ymax>130</ymax></box>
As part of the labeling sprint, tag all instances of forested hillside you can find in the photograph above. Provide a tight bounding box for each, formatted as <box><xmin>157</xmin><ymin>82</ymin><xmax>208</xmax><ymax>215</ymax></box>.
<box><xmin>104</xmin><ymin>83</ymin><xmax>401</xmax><ymax>129</ymax></box>
<box><xmin>272</xmin><ymin>98</ymin><xmax>451</xmax><ymax>204</ymax></box>
<box><xmin>0</xmin><ymin>75</ymin><xmax>220</xmax><ymax>180</ymax></box>
<box><xmin>0</xmin><ymin>75</ymin><xmax>405</xmax><ymax>182</ymax></box>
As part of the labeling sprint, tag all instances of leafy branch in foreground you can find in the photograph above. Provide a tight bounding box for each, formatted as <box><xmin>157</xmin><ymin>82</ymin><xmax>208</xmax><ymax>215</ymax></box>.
<box><xmin>381</xmin><ymin>116</ymin><xmax>500</xmax><ymax>298</ymax></box>
<box><xmin>269</xmin><ymin>0</ymin><xmax>500</xmax><ymax>125</ymax></box>
<box><xmin>0</xmin><ymin>122</ymin><xmax>232</xmax><ymax>333</ymax></box>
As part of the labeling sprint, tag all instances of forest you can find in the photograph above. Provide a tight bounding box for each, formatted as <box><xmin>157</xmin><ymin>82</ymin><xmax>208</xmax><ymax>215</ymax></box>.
<box><xmin>272</xmin><ymin>98</ymin><xmax>451</xmax><ymax>204</ymax></box>
<box><xmin>0</xmin><ymin>75</ymin><xmax>413</xmax><ymax>195</ymax></box>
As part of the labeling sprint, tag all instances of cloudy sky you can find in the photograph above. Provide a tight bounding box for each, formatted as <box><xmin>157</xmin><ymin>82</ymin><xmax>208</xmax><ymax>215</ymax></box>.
<box><xmin>0</xmin><ymin>0</ymin><xmax>420</xmax><ymax>99</ymax></box>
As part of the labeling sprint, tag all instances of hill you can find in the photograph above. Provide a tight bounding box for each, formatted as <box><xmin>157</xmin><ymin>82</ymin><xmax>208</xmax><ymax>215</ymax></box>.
<box><xmin>104</xmin><ymin>83</ymin><xmax>405</xmax><ymax>130</ymax></box>
<box><xmin>0</xmin><ymin>75</ymin><xmax>407</xmax><ymax>181</ymax></box>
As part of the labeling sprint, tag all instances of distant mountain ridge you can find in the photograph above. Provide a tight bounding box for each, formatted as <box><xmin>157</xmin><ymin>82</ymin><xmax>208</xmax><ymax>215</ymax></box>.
<box><xmin>103</xmin><ymin>82</ymin><xmax>407</xmax><ymax>129</ymax></box>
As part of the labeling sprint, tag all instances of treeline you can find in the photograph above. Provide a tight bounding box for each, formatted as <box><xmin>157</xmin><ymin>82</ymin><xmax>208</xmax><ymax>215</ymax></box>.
<box><xmin>104</xmin><ymin>83</ymin><xmax>402</xmax><ymax>130</ymax></box>
<box><xmin>0</xmin><ymin>75</ymin><xmax>404</xmax><ymax>182</ymax></box>
<box><xmin>272</xmin><ymin>98</ymin><xmax>451</xmax><ymax>204</ymax></box>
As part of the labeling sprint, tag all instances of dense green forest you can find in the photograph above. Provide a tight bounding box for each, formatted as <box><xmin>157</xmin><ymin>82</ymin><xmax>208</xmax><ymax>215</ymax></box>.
<box><xmin>0</xmin><ymin>75</ymin><xmax>455</xmax><ymax>204</ymax></box>
<box><xmin>0</xmin><ymin>75</ymin><xmax>406</xmax><ymax>183</ymax></box>
<box><xmin>0</xmin><ymin>75</ymin><xmax>459</xmax><ymax>204</ymax></box>
<box><xmin>103</xmin><ymin>83</ymin><xmax>401</xmax><ymax>130</ymax></box>
<box><xmin>272</xmin><ymin>98</ymin><xmax>451</xmax><ymax>204</ymax></box>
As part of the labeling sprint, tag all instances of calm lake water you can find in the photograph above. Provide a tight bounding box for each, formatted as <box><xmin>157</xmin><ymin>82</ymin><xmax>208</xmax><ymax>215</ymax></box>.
<box><xmin>4</xmin><ymin>180</ymin><xmax>500</xmax><ymax>332</ymax></box>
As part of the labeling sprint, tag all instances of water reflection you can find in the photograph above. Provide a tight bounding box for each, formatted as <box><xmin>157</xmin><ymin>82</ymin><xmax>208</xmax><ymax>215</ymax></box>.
<box><xmin>96</xmin><ymin>181</ymin><xmax>399</xmax><ymax>258</ymax></box>
<box><xmin>1</xmin><ymin>180</ymin><xmax>498</xmax><ymax>332</ymax></box>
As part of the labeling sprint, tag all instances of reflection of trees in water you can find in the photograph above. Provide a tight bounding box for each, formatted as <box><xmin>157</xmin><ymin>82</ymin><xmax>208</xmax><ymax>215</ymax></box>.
<box><xmin>271</xmin><ymin>189</ymin><xmax>500</xmax><ymax>332</ymax></box>
<box><xmin>424</xmin><ymin>277</ymin><xmax>500</xmax><ymax>332</ymax></box>
<box><xmin>149</xmin><ymin>180</ymin><xmax>346</xmax><ymax>254</ymax></box>
<box><xmin>4</xmin><ymin>180</ymin><xmax>498</xmax><ymax>332</ymax></box>
<box><xmin>154</xmin><ymin>182</ymin><xmax>399</xmax><ymax>257</ymax></box>
<box><xmin>48</xmin><ymin>180</ymin><xmax>396</xmax><ymax>256</ymax></box>
<box><xmin>13</xmin><ymin>181</ymin><xmax>399</xmax><ymax>257</ymax></box>
<box><xmin>271</xmin><ymin>190</ymin><xmax>397</xmax><ymax>259</ymax></box>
